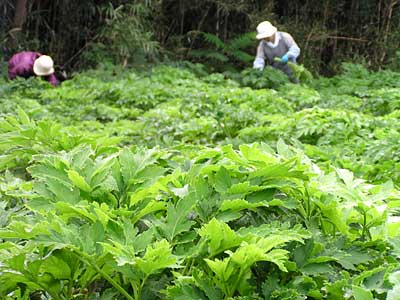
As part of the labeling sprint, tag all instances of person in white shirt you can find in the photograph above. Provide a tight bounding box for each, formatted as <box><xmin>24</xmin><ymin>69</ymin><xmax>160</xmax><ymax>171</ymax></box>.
<box><xmin>253</xmin><ymin>21</ymin><xmax>300</xmax><ymax>82</ymax></box>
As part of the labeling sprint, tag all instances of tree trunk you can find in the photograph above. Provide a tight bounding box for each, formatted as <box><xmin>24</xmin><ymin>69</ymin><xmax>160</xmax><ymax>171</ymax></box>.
<box><xmin>7</xmin><ymin>0</ymin><xmax>28</xmax><ymax>48</ymax></box>
<box><xmin>13</xmin><ymin>0</ymin><xmax>28</xmax><ymax>29</ymax></box>
<box><xmin>381</xmin><ymin>0</ymin><xmax>397</xmax><ymax>63</ymax></box>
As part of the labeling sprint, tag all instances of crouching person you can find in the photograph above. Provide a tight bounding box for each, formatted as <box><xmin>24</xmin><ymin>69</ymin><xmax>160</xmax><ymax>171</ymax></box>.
<box><xmin>8</xmin><ymin>51</ymin><xmax>59</xmax><ymax>86</ymax></box>
<box><xmin>253</xmin><ymin>21</ymin><xmax>300</xmax><ymax>83</ymax></box>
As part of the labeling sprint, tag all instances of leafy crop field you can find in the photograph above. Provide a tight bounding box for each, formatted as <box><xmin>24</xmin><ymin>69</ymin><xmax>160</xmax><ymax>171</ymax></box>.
<box><xmin>1</xmin><ymin>63</ymin><xmax>400</xmax><ymax>300</ymax></box>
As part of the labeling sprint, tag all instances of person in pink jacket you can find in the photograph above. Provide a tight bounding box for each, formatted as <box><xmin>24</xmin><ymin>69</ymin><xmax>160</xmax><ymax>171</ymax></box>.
<box><xmin>8</xmin><ymin>51</ymin><xmax>59</xmax><ymax>86</ymax></box>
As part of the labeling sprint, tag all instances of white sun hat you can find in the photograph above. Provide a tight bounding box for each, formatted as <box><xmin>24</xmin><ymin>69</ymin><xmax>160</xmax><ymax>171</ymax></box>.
<box><xmin>256</xmin><ymin>21</ymin><xmax>278</xmax><ymax>39</ymax></box>
<box><xmin>33</xmin><ymin>55</ymin><xmax>55</xmax><ymax>76</ymax></box>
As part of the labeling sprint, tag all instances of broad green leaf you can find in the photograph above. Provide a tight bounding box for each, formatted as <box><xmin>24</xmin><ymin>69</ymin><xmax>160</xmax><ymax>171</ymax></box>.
<box><xmin>255</xmin><ymin>232</ymin><xmax>307</xmax><ymax>253</ymax></box>
<box><xmin>5</xmin><ymin>253</ymin><xmax>26</xmax><ymax>272</ymax></box>
<box><xmin>222</xmin><ymin>144</ymin><xmax>248</xmax><ymax>165</ymax></box>
<box><xmin>29</xmin><ymin>163</ymin><xmax>71</xmax><ymax>186</ymax></box>
<box><xmin>226</xmin><ymin>181</ymin><xmax>263</xmax><ymax>195</ymax></box>
<box><xmin>129</xmin><ymin>170</ymin><xmax>178</xmax><ymax>206</ymax></box>
<box><xmin>219</xmin><ymin>199</ymin><xmax>266</xmax><ymax>212</ymax></box>
<box><xmin>17</xmin><ymin>107</ymin><xmax>32</xmax><ymax>125</ymax></box>
<box><xmin>237</xmin><ymin>223</ymin><xmax>309</xmax><ymax>242</ymax></box>
<box><xmin>193</xmin><ymin>268</ymin><xmax>223</xmax><ymax>300</ymax></box>
<box><xmin>45</xmin><ymin>178</ymin><xmax>80</xmax><ymax>204</ymax></box>
<box><xmin>136</xmin><ymin>239</ymin><xmax>176</xmax><ymax>276</ymax></box>
<box><xmin>131</xmin><ymin>229</ymin><xmax>154</xmax><ymax>253</ymax></box>
<box><xmin>276</xmin><ymin>138</ymin><xmax>293</xmax><ymax>158</ymax></box>
<box><xmin>0</xmin><ymin>221</ymin><xmax>50</xmax><ymax>239</ymax></box>
<box><xmin>130</xmin><ymin>180</ymin><xmax>166</xmax><ymax>206</ymax></box>
<box><xmin>261</xmin><ymin>248</ymin><xmax>289</xmax><ymax>272</ymax></box>
<box><xmin>268</xmin><ymin>198</ymin><xmax>298</xmax><ymax>209</ymax></box>
<box><xmin>159</xmin><ymin>193</ymin><xmax>197</xmax><ymax>242</ymax></box>
<box><xmin>198</xmin><ymin>218</ymin><xmax>241</xmax><ymax>257</ymax></box>
<box><xmin>100</xmin><ymin>240</ymin><xmax>137</xmax><ymax>266</ymax></box>
<box><xmin>166</xmin><ymin>282</ymin><xmax>208</xmax><ymax>300</ymax></box>
<box><xmin>0</xmin><ymin>273</ymin><xmax>42</xmax><ymax>295</ymax></box>
<box><xmin>317</xmin><ymin>200</ymin><xmax>349</xmax><ymax>235</ymax></box>
<box><xmin>352</xmin><ymin>286</ymin><xmax>373</xmax><ymax>300</ymax></box>
<box><xmin>120</xmin><ymin>148</ymin><xmax>136</xmax><ymax>184</ymax></box>
<box><xmin>333</xmin><ymin>249</ymin><xmax>373</xmax><ymax>270</ymax></box>
<box><xmin>131</xmin><ymin>200</ymin><xmax>166</xmax><ymax>224</ymax></box>
<box><xmin>388</xmin><ymin>271</ymin><xmax>400</xmax><ymax>300</ymax></box>
<box><xmin>26</xmin><ymin>198</ymin><xmax>55</xmax><ymax>212</ymax></box>
<box><xmin>93</xmin><ymin>203</ymin><xmax>113</xmax><ymax>226</ymax></box>
<box><xmin>215</xmin><ymin>211</ymin><xmax>242</xmax><ymax>223</ymax></box>
<box><xmin>103</xmin><ymin>223</ymin><xmax>153</xmax><ymax>266</ymax></box>
<box><xmin>336</xmin><ymin>168</ymin><xmax>355</xmax><ymax>187</ymax></box>
<box><xmin>205</xmin><ymin>240</ymin><xmax>291</xmax><ymax>297</ymax></box>
<box><xmin>119</xmin><ymin>147</ymin><xmax>160</xmax><ymax>186</ymax></box>
<box><xmin>353</xmin><ymin>267</ymin><xmax>386</xmax><ymax>286</ymax></box>
<box><xmin>68</xmin><ymin>170</ymin><xmax>92</xmax><ymax>192</ymax></box>
<box><xmin>170</xmin><ymin>184</ymin><xmax>189</xmax><ymax>198</ymax></box>
<box><xmin>239</xmin><ymin>143</ymin><xmax>276</xmax><ymax>164</ymax></box>
<box><xmin>40</xmin><ymin>256</ymin><xmax>71</xmax><ymax>279</ymax></box>
<box><xmin>90</xmin><ymin>155</ymin><xmax>118</xmax><ymax>188</ymax></box>
<box><xmin>249</xmin><ymin>158</ymin><xmax>307</xmax><ymax>180</ymax></box>
<box><xmin>69</xmin><ymin>145</ymin><xmax>94</xmax><ymax>171</ymax></box>
<box><xmin>301</xmin><ymin>263</ymin><xmax>333</xmax><ymax>275</ymax></box>
<box><xmin>210</xmin><ymin>166</ymin><xmax>232</xmax><ymax>193</ymax></box>
<box><xmin>55</xmin><ymin>202</ymin><xmax>96</xmax><ymax>222</ymax></box>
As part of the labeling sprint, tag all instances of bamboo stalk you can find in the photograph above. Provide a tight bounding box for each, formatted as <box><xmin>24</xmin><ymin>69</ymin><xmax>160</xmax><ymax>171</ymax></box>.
<box><xmin>381</xmin><ymin>0</ymin><xmax>397</xmax><ymax>62</ymax></box>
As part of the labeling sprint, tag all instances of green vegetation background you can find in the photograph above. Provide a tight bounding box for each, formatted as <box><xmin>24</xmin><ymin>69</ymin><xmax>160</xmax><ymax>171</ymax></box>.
<box><xmin>2</xmin><ymin>0</ymin><xmax>400</xmax><ymax>74</ymax></box>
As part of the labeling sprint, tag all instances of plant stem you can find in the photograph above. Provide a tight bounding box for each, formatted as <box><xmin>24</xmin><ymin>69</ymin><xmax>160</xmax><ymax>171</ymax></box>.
<box><xmin>25</xmin><ymin>271</ymin><xmax>66</xmax><ymax>300</ymax></box>
<box><xmin>137</xmin><ymin>275</ymin><xmax>149</xmax><ymax>300</ymax></box>
<box><xmin>305</xmin><ymin>186</ymin><xmax>312</xmax><ymax>220</ymax></box>
<box><xmin>72</xmin><ymin>250</ymin><xmax>135</xmax><ymax>300</ymax></box>
<box><xmin>362</xmin><ymin>211</ymin><xmax>368</xmax><ymax>240</ymax></box>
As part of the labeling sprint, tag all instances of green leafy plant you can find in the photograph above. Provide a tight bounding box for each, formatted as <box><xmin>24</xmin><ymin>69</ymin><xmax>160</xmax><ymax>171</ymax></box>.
<box><xmin>2</xmin><ymin>63</ymin><xmax>400</xmax><ymax>300</ymax></box>
<box><xmin>189</xmin><ymin>32</ymin><xmax>256</xmax><ymax>71</ymax></box>
<box><xmin>93</xmin><ymin>1</ymin><xmax>160</xmax><ymax>66</ymax></box>
<box><xmin>274</xmin><ymin>57</ymin><xmax>313</xmax><ymax>83</ymax></box>
<box><xmin>228</xmin><ymin>67</ymin><xmax>290</xmax><ymax>89</ymax></box>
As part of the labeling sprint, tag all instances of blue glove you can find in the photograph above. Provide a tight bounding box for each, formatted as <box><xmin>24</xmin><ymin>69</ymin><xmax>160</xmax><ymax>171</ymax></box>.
<box><xmin>280</xmin><ymin>54</ymin><xmax>289</xmax><ymax>63</ymax></box>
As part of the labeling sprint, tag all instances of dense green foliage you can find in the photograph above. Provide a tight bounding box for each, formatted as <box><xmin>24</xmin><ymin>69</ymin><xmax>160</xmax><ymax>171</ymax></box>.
<box><xmin>2</xmin><ymin>1</ymin><xmax>400</xmax><ymax>73</ymax></box>
<box><xmin>189</xmin><ymin>32</ymin><xmax>256</xmax><ymax>71</ymax></box>
<box><xmin>1</xmin><ymin>63</ymin><xmax>400</xmax><ymax>299</ymax></box>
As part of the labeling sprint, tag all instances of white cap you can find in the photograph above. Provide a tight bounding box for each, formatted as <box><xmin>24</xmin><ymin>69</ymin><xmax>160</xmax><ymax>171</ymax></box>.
<box><xmin>256</xmin><ymin>21</ymin><xmax>277</xmax><ymax>39</ymax></box>
<box><xmin>33</xmin><ymin>55</ymin><xmax>55</xmax><ymax>76</ymax></box>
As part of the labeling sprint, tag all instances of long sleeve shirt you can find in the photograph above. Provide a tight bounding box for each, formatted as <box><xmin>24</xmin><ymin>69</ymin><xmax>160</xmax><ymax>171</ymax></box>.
<box><xmin>253</xmin><ymin>31</ymin><xmax>300</xmax><ymax>70</ymax></box>
<box><xmin>8</xmin><ymin>51</ymin><xmax>58</xmax><ymax>86</ymax></box>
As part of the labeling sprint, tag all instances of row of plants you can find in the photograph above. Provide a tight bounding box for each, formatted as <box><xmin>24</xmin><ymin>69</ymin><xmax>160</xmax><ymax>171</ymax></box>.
<box><xmin>1</xmin><ymin>133</ymin><xmax>399</xmax><ymax>299</ymax></box>
<box><xmin>2</xmin><ymin>63</ymin><xmax>400</xmax><ymax>183</ymax></box>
